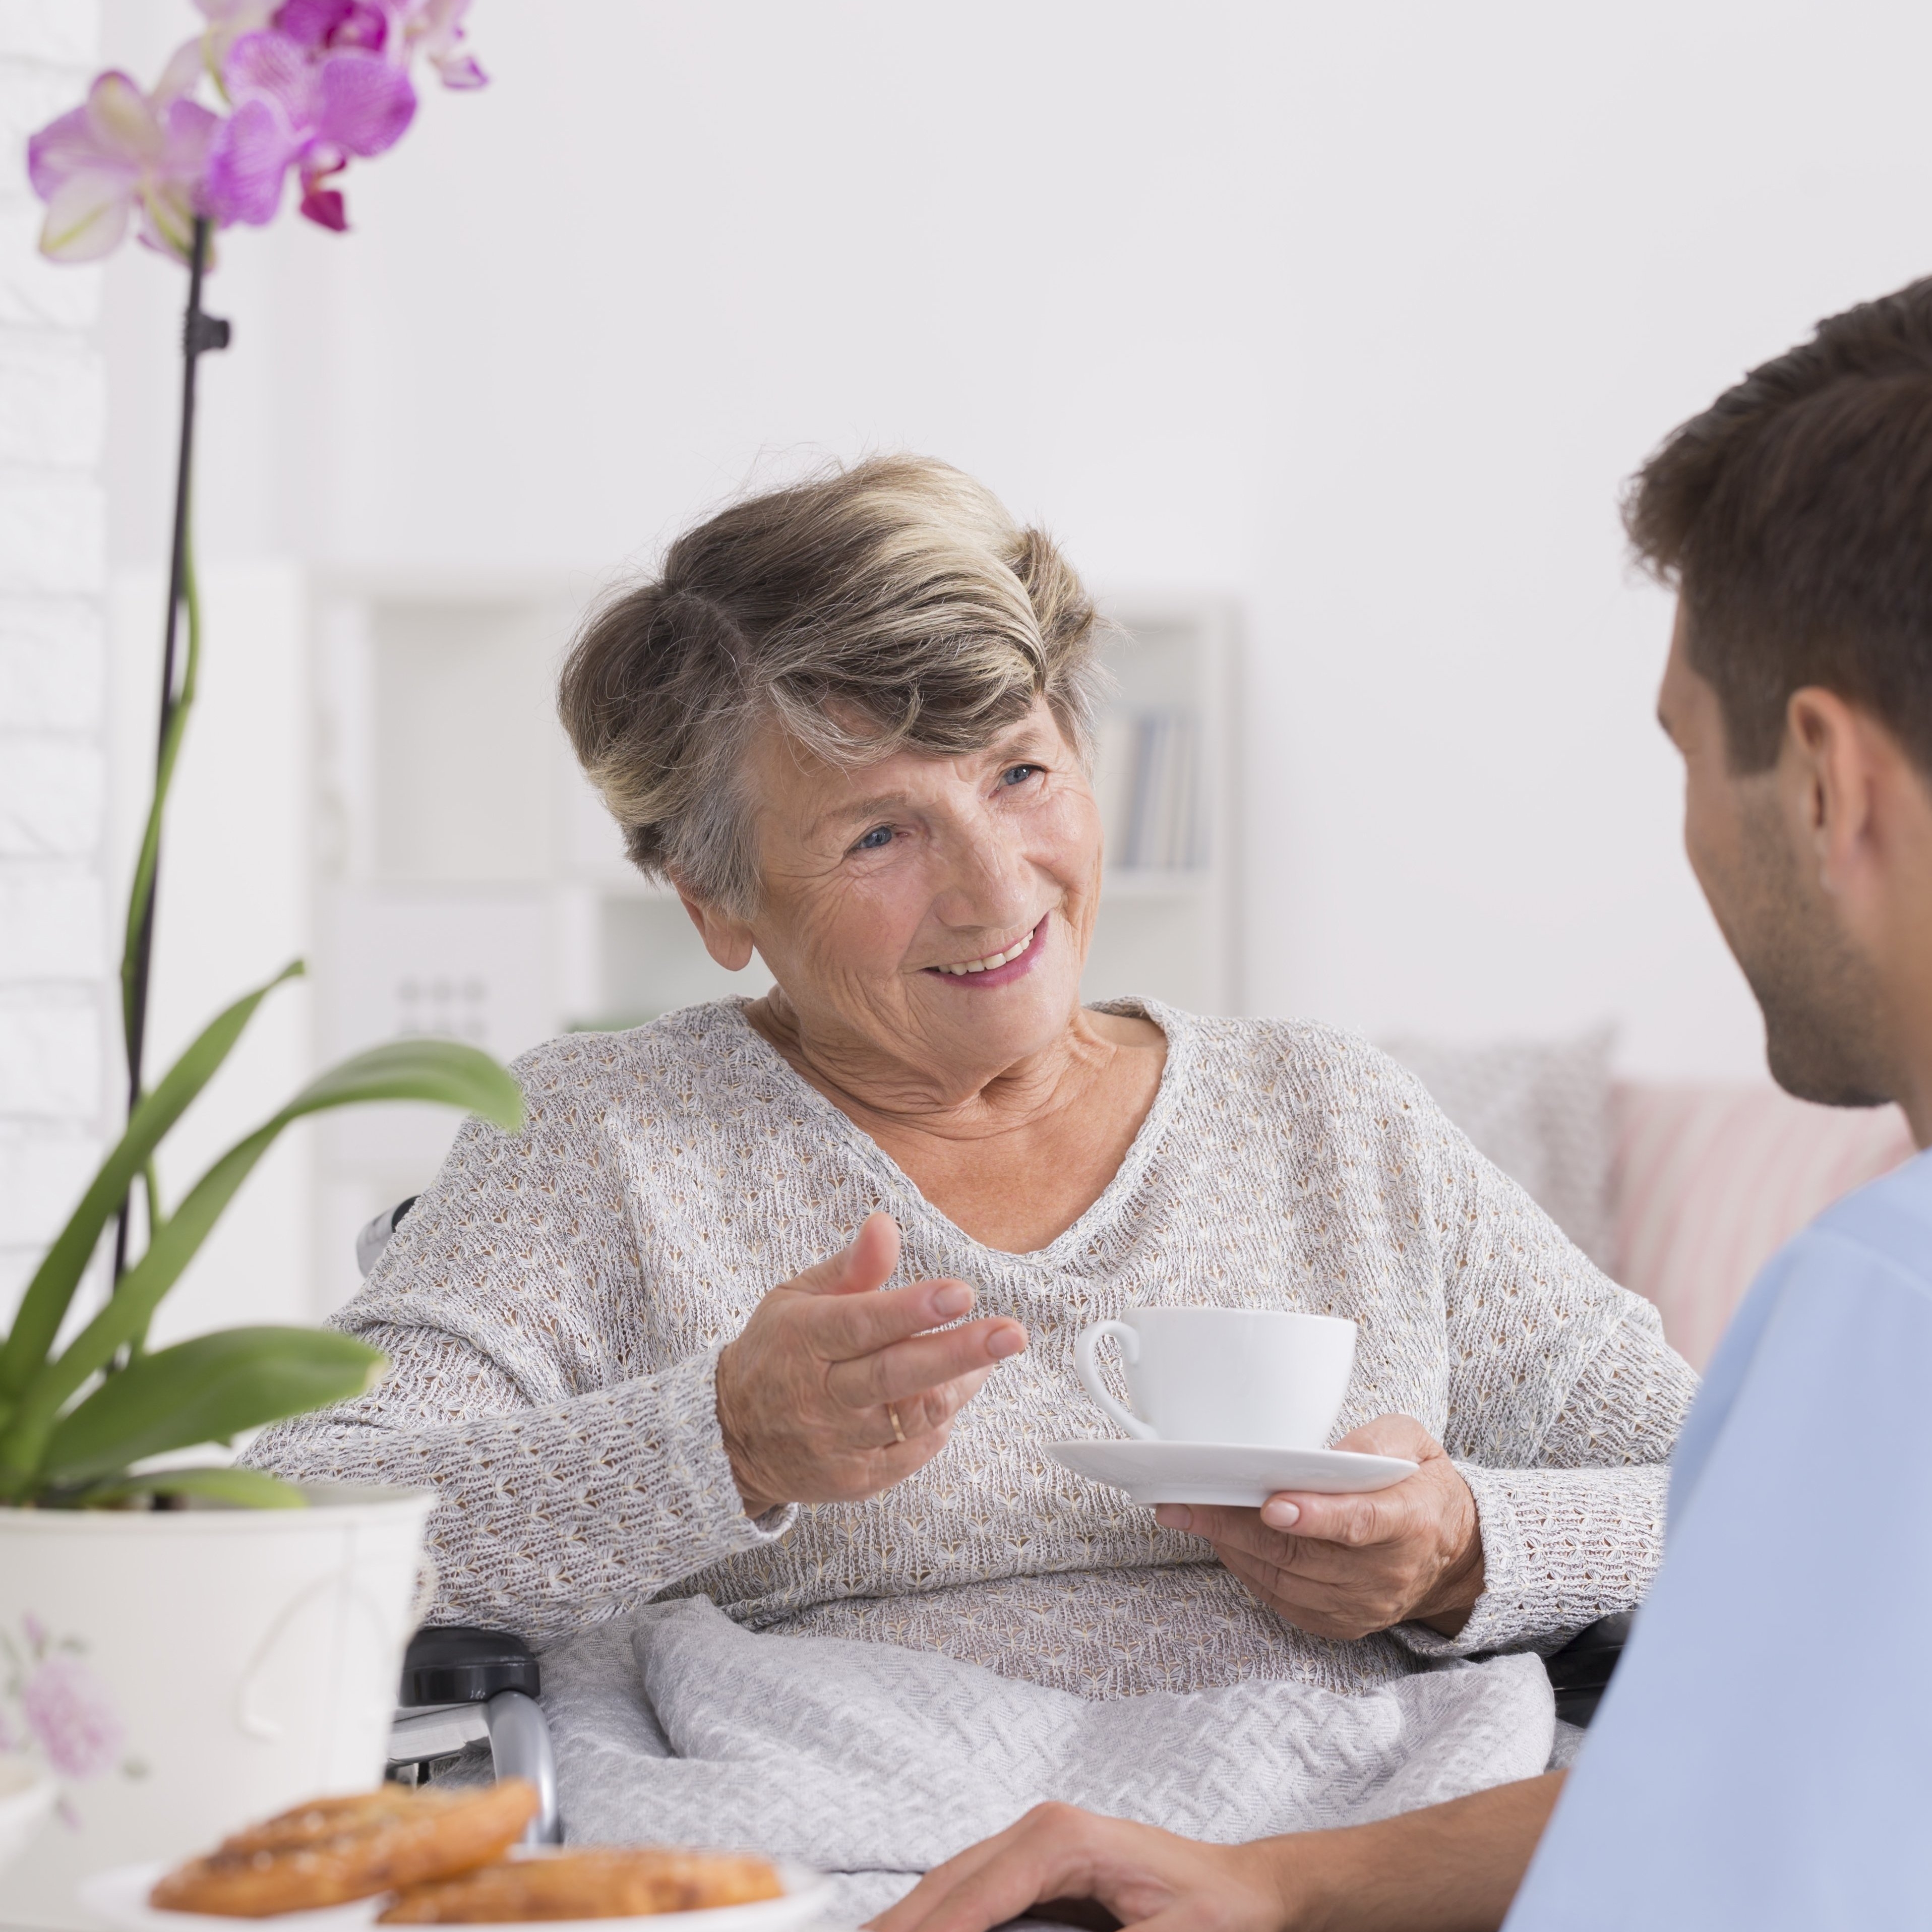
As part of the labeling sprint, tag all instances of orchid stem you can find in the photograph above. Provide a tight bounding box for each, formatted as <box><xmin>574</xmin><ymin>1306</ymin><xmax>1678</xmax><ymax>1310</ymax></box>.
<box><xmin>110</xmin><ymin>215</ymin><xmax>227</xmax><ymax>1310</ymax></box>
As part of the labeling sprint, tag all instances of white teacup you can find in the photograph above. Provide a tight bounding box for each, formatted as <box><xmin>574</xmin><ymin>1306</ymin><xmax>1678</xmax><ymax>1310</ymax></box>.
<box><xmin>1073</xmin><ymin>1306</ymin><xmax>1357</xmax><ymax>1449</ymax></box>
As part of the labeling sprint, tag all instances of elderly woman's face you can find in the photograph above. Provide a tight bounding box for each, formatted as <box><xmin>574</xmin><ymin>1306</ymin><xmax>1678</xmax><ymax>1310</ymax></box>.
<box><xmin>722</xmin><ymin>698</ymin><xmax>1104</xmax><ymax>1081</ymax></box>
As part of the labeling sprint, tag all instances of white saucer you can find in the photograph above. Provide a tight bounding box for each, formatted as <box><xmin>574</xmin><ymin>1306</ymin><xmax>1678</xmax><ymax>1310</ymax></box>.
<box><xmin>1047</xmin><ymin>1439</ymin><xmax>1419</xmax><ymax>1506</ymax></box>
<box><xmin>80</xmin><ymin>1860</ymin><xmax>831</xmax><ymax>1932</ymax></box>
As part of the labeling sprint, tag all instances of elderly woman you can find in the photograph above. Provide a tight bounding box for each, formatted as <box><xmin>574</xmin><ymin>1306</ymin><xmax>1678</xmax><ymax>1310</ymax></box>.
<box><xmin>254</xmin><ymin>456</ymin><xmax>1692</xmax><ymax>1714</ymax></box>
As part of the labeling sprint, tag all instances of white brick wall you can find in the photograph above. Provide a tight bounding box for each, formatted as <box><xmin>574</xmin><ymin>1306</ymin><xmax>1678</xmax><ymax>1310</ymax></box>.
<box><xmin>0</xmin><ymin>1</ymin><xmax>107</xmax><ymax>1319</ymax></box>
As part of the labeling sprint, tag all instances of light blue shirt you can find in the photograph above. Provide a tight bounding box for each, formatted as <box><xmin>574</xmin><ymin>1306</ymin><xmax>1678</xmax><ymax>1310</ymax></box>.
<box><xmin>1506</xmin><ymin>1145</ymin><xmax>1932</xmax><ymax>1929</ymax></box>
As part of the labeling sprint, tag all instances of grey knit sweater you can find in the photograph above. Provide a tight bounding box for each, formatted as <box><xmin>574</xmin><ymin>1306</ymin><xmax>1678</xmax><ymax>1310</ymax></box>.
<box><xmin>252</xmin><ymin>998</ymin><xmax>1696</xmax><ymax>1699</ymax></box>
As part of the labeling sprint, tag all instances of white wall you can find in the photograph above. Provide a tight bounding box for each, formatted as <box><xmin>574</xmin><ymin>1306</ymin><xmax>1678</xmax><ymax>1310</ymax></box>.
<box><xmin>98</xmin><ymin>0</ymin><xmax>1932</xmax><ymax>1082</ymax></box>
<box><xmin>0</xmin><ymin>3</ymin><xmax>107</xmax><ymax>1326</ymax></box>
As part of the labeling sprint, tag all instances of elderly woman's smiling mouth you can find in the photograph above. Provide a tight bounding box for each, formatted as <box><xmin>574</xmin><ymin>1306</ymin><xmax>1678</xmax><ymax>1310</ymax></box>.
<box><xmin>925</xmin><ymin>916</ymin><xmax>1048</xmax><ymax>983</ymax></box>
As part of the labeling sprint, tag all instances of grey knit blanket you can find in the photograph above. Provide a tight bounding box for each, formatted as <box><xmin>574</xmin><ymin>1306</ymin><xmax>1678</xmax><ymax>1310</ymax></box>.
<box><xmin>538</xmin><ymin>1598</ymin><xmax>1556</xmax><ymax>1922</ymax></box>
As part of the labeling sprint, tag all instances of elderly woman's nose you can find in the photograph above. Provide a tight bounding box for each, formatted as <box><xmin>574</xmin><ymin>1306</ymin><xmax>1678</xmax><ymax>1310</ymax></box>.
<box><xmin>935</xmin><ymin>822</ymin><xmax>1034</xmax><ymax>925</ymax></box>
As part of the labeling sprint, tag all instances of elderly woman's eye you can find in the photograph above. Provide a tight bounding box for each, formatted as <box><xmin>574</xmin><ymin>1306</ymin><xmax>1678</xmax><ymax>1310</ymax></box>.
<box><xmin>854</xmin><ymin>825</ymin><xmax>894</xmax><ymax>852</ymax></box>
<box><xmin>1000</xmin><ymin>764</ymin><xmax>1042</xmax><ymax>788</ymax></box>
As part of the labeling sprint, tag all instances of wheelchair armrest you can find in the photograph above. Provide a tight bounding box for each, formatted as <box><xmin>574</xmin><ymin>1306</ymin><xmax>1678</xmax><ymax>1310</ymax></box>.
<box><xmin>484</xmin><ymin>1689</ymin><xmax>562</xmax><ymax>1846</ymax></box>
<box><xmin>393</xmin><ymin>1627</ymin><xmax>559</xmax><ymax>1844</ymax></box>
<box><xmin>1544</xmin><ymin>1611</ymin><xmax>1633</xmax><ymax>1728</ymax></box>
<box><xmin>399</xmin><ymin>1624</ymin><xmax>540</xmax><ymax>1709</ymax></box>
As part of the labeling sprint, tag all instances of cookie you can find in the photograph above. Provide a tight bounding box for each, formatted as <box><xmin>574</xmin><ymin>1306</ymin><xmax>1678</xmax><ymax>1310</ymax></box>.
<box><xmin>379</xmin><ymin>1848</ymin><xmax>786</xmax><ymax>1922</ymax></box>
<box><xmin>150</xmin><ymin>1781</ymin><xmax>540</xmax><ymax>1916</ymax></box>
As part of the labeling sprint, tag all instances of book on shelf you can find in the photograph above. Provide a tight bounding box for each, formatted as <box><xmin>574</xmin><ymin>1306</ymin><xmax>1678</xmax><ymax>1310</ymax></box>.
<box><xmin>1095</xmin><ymin>707</ymin><xmax>1208</xmax><ymax>874</ymax></box>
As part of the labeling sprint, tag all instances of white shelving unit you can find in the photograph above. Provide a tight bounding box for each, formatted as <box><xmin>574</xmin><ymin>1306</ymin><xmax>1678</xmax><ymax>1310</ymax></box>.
<box><xmin>1079</xmin><ymin>596</ymin><xmax>1241</xmax><ymax>1018</ymax></box>
<box><xmin>307</xmin><ymin>575</ymin><xmax>1238</xmax><ymax>1309</ymax></box>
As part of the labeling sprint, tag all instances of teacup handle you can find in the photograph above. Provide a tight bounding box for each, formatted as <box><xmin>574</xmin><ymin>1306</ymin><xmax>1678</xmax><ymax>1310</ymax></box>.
<box><xmin>1074</xmin><ymin>1319</ymin><xmax>1159</xmax><ymax>1441</ymax></box>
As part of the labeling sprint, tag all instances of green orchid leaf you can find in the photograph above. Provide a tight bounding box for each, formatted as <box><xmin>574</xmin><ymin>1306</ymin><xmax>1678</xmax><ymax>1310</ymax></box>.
<box><xmin>40</xmin><ymin>1327</ymin><xmax>386</xmax><ymax>1488</ymax></box>
<box><xmin>0</xmin><ymin>961</ymin><xmax>303</xmax><ymax>1406</ymax></box>
<box><xmin>74</xmin><ymin>1465</ymin><xmax>308</xmax><ymax>1510</ymax></box>
<box><xmin>0</xmin><ymin>1038</ymin><xmax>521</xmax><ymax>1497</ymax></box>
<box><xmin>283</xmin><ymin>1039</ymin><xmax>525</xmax><ymax>1127</ymax></box>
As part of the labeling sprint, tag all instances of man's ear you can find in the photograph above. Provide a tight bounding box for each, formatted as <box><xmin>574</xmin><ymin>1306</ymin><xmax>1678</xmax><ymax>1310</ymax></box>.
<box><xmin>673</xmin><ymin>879</ymin><xmax>757</xmax><ymax>972</ymax></box>
<box><xmin>1786</xmin><ymin>687</ymin><xmax>1884</xmax><ymax>894</ymax></box>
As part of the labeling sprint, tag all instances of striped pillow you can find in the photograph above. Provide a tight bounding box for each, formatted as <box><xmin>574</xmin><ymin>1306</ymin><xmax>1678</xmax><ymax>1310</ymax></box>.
<box><xmin>1611</xmin><ymin>1082</ymin><xmax>1914</xmax><ymax>1370</ymax></box>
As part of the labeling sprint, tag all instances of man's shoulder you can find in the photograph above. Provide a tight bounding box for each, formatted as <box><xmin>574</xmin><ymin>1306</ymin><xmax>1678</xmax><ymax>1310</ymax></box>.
<box><xmin>1718</xmin><ymin>1147</ymin><xmax>1932</xmax><ymax>1370</ymax></box>
<box><xmin>1793</xmin><ymin>1143</ymin><xmax>1932</xmax><ymax>1293</ymax></box>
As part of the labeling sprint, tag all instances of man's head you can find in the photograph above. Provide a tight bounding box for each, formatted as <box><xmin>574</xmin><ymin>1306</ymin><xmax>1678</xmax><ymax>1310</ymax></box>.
<box><xmin>1632</xmin><ymin>280</ymin><xmax>1932</xmax><ymax>1126</ymax></box>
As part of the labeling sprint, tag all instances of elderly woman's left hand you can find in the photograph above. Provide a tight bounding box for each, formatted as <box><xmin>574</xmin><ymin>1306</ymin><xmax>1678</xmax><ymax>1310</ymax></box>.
<box><xmin>1155</xmin><ymin>1415</ymin><xmax>1485</xmax><ymax>1641</ymax></box>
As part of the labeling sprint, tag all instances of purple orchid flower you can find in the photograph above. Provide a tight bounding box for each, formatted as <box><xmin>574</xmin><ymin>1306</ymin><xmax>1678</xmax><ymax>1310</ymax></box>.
<box><xmin>25</xmin><ymin>0</ymin><xmax>484</xmax><ymax>262</ymax></box>
<box><xmin>395</xmin><ymin>0</ymin><xmax>489</xmax><ymax>91</ymax></box>
<box><xmin>269</xmin><ymin>0</ymin><xmax>486</xmax><ymax>89</ymax></box>
<box><xmin>180</xmin><ymin>1</ymin><xmax>279</xmax><ymax>88</ymax></box>
<box><xmin>26</xmin><ymin>69</ymin><xmax>219</xmax><ymax>263</ymax></box>
<box><xmin>206</xmin><ymin>30</ymin><xmax>416</xmax><ymax>232</ymax></box>
<box><xmin>274</xmin><ymin>0</ymin><xmax>394</xmax><ymax>55</ymax></box>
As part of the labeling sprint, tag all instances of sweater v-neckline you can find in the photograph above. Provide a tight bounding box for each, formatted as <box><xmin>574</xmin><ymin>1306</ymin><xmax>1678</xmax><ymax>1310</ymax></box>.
<box><xmin>720</xmin><ymin>995</ymin><xmax>1193</xmax><ymax>1268</ymax></box>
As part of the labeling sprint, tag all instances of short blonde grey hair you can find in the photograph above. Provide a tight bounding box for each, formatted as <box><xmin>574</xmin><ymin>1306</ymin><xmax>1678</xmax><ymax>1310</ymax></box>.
<box><xmin>558</xmin><ymin>455</ymin><xmax>1107</xmax><ymax>915</ymax></box>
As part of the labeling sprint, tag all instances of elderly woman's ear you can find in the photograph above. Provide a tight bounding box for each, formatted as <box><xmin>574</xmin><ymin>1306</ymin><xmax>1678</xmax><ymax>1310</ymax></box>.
<box><xmin>675</xmin><ymin>880</ymin><xmax>758</xmax><ymax>973</ymax></box>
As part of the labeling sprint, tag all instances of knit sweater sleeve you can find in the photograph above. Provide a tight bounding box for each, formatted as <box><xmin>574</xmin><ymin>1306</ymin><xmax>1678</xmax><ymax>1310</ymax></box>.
<box><xmin>246</xmin><ymin>1060</ymin><xmax>794</xmax><ymax>1646</ymax></box>
<box><xmin>1390</xmin><ymin>1087</ymin><xmax>1698</xmax><ymax>1659</ymax></box>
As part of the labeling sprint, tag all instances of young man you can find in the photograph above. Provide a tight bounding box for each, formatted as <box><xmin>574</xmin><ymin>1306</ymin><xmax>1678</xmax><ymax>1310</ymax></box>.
<box><xmin>871</xmin><ymin>280</ymin><xmax>1932</xmax><ymax>1931</ymax></box>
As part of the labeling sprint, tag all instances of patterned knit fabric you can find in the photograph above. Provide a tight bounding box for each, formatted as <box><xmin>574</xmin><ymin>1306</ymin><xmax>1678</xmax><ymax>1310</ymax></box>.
<box><xmin>251</xmin><ymin>998</ymin><xmax>1697</xmax><ymax>1699</ymax></box>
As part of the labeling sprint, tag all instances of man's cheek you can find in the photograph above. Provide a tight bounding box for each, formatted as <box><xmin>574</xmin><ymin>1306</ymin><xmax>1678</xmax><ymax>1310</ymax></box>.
<box><xmin>1682</xmin><ymin>773</ymin><xmax>1736</xmax><ymax>904</ymax></box>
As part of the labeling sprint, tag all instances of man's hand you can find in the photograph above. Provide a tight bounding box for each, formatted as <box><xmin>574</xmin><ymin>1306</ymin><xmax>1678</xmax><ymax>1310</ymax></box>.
<box><xmin>868</xmin><ymin>1777</ymin><xmax>1568</xmax><ymax>1932</ymax></box>
<box><xmin>1156</xmin><ymin>1415</ymin><xmax>1484</xmax><ymax>1640</ymax></box>
<box><xmin>714</xmin><ymin>1212</ymin><xmax>1028</xmax><ymax>1518</ymax></box>
<box><xmin>868</xmin><ymin>1803</ymin><xmax>1289</xmax><ymax>1932</ymax></box>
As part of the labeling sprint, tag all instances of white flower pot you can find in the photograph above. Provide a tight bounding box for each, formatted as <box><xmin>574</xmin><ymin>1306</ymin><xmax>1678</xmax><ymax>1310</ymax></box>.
<box><xmin>0</xmin><ymin>1485</ymin><xmax>433</xmax><ymax>1931</ymax></box>
<box><xmin>0</xmin><ymin>1755</ymin><xmax>57</xmax><ymax>1878</ymax></box>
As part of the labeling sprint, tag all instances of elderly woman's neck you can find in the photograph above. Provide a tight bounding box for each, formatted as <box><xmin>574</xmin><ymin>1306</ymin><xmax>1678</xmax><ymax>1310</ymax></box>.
<box><xmin>743</xmin><ymin>992</ymin><xmax>1166</xmax><ymax>1251</ymax></box>
<box><xmin>746</xmin><ymin>991</ymin><xmax>1139</xmax><ymax>1128</ymax></box>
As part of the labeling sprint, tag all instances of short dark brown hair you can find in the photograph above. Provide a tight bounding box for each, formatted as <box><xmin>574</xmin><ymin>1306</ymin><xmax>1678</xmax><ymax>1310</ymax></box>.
<box><xmin>558</xmin><ymin>455</ymin><xmax>1104</xmax><ymax>914</ymax></box>
<box><xmin>1624</xmin><ymin>277</ymin><xmax>1932</xmax><ymax>772</ymax></box>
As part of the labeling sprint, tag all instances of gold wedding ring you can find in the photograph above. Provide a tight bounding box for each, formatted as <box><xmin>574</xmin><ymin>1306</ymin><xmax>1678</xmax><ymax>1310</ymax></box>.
<box><xmin>888</xmin><ymin>1405</ymin><xmax>906</xmax><ymax>1444</ymax></box>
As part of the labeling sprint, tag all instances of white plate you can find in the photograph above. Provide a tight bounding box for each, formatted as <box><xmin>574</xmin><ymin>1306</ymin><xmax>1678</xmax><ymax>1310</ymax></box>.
<box><xmin>1046</xmin><ymin>1439</ymin><xmax>1419</xmax><ymax>1506</ymax></box>
<box><xmin>79</xmin><ymin>1859</ymin><xmax>832</xmax><ymax>1932</ymax></box>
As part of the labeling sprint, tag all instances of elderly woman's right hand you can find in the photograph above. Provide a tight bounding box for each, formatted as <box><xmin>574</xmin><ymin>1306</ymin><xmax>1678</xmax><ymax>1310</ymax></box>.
<box><xmin>714</xmin><ymin>1212</ymin><xmax>1026</xmax><ymax>1517</ymax></box>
